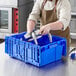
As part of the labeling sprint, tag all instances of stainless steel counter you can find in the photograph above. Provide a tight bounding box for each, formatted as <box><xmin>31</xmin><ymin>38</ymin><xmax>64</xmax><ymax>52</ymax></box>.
<box><xmin>0</xmin><ymin>43</ymin><xmax>76</xmax><ymax>76</ymax></box>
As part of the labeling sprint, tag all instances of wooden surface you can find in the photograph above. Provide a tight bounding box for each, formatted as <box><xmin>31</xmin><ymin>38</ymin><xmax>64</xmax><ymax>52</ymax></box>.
<box><xmin>0</xmin><ymin>43</ymin><xmax>76</xmax><ymax>76</ymax></box>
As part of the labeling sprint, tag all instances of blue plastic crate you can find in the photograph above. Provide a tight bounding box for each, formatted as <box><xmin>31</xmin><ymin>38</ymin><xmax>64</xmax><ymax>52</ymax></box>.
<box><xmin>5</xmin><ymin>32</ymin><xmax>67</xmax><ymax>67</ymax></box>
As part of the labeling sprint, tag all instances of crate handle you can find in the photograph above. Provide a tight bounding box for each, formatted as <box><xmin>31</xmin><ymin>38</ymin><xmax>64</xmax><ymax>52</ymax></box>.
<box><xmin>48</xmin><ymin>33</ymin><xmax>52</xmax><ymax>43</ymax></box>
<box><xmin>24</xmin><ymin>30</ymin><xmax>52</xmax><ymax>45</ymax></box>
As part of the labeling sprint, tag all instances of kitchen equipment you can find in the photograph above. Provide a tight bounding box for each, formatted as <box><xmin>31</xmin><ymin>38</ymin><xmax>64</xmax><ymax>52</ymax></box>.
<box><xmin>70</xmin><ymin>15</ymin><xmax>76</xmax><ymax>39</ymax></box>
<box><xmin>71</xmin><ymin>53</ymin><xmax>76</xmax><ymax>60</ymax></box>
<box><xmin>21</xmin><ymin>30</ymin><xmax>42</xmax><ymax>42</ymax></box>
<box><xmin>0</xmin><ymin>0</ymin><xmax>34</xmax><ymax>39</ymax></box>
<box><xmin>70</xmin><ymin>0</ymin><xmax>76</xmax><ymax>39</ymax></box>
<box><xmin>69</xmin><ymin>47</ymin><xmax>76</xmax><ymax>60</ymax></box>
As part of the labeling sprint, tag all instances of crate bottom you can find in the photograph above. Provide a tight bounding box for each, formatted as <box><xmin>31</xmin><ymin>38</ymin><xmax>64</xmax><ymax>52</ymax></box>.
<box><xmin>9</xmin><ymin>56</ymin><xmax>63</xmax><ymax>67</ymax></box>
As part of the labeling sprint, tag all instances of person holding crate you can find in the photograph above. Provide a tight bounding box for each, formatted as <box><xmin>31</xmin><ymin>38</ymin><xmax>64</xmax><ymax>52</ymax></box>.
<box><xmin>26</xmin><ymin>0</ymin><xmax>71</xmax><ymax>52</ymax></box>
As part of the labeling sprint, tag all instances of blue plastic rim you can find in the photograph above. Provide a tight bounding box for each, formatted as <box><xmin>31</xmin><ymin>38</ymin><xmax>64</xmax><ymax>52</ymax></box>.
<box><xmin>5</xmin><ymin>32</ymin><xmax>67</xmax><ymax>67</ymax></box>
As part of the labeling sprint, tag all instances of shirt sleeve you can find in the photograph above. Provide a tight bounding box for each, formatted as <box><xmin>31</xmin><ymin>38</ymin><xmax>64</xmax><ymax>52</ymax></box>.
<box><xmin>58</xmin><ymin>0</ymin><xmax>71</xmax><ymax>30</ymax></box>
<box><xmin>28</xmin><ymin>0</ymin><xmax>41</xmax><ymax>23</ymax></box>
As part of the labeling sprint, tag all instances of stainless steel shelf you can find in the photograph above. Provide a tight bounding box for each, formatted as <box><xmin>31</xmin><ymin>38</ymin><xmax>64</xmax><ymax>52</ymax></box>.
<box><xmin>70</xmin><ymin>33</ymin><xmax>76</xmax><ymax>39</ymax></box>
<box><xmin>71</xmin><ymin>12</ymin><xmax>76</xmax><ymax>15</ymax></box>
<box><xmin>70</xmin><ymin>12</ymin><xmax>76</xmax><ymax>39</ymax></box>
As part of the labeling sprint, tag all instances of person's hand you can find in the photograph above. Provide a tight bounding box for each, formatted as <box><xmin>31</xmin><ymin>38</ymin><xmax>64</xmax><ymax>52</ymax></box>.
<box><xmin>39</xmin><ymin>21</ymin><xmax>64</xmax><ymax>35</ymax></box>
<box><xmin>39</xmin><ymin>24</ymin><xmax>51</xmax><ymax>35</ymax></box>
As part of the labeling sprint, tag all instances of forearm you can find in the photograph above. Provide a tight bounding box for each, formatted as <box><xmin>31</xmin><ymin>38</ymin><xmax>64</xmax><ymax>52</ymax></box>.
<box><xmin>27</xmin><ymin>20</ymin><xmax>36</xmax><ymax>33</ymax></box>
<box><xmin>47</xmin><ymin>21</ymin><xmax>64</xmax><ymax>31</ymax></box>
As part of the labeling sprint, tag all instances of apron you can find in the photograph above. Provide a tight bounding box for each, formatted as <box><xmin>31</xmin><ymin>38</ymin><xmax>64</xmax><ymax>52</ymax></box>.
<box><xmin>40</xmin><ymin>0</ymin><xmax>70</xmax><ymax>50</ymax></box>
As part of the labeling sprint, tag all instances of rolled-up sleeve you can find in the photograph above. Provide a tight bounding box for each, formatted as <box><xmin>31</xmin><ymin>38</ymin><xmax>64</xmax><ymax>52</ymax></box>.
<box><xmin>28</xmin><ymin>0</ymin><xmax>41</xmax><ymax>23</ymax></box>
<box><xmin>58</xmin><ymin>0</ymin><xmax>71</xmax><ymax>30</ymax></box>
